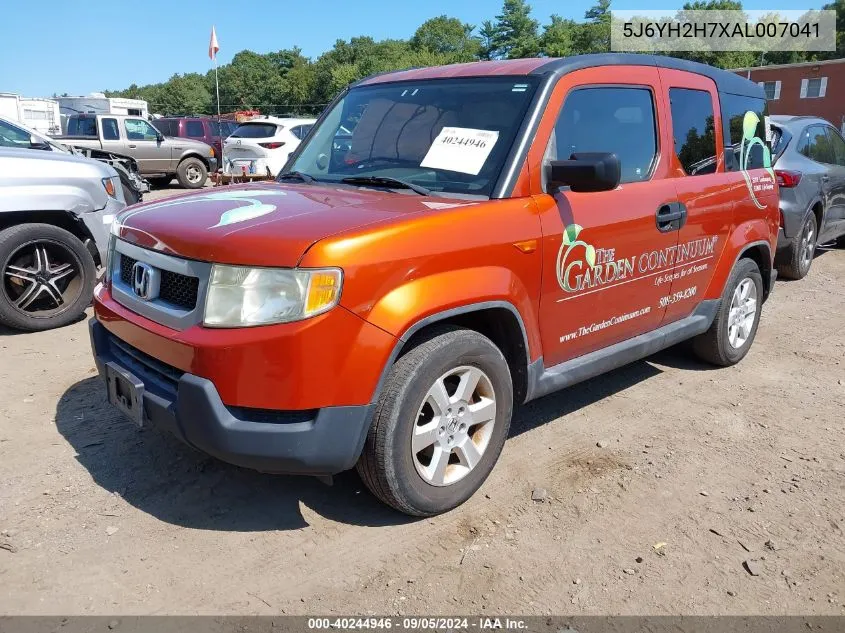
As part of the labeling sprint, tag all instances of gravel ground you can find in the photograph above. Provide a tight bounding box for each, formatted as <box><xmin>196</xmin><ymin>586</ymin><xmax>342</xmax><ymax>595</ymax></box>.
<box><xmin>0</xmin><ymin>184</ymin><xmax>843</xmax><ymax>615</ymax></box>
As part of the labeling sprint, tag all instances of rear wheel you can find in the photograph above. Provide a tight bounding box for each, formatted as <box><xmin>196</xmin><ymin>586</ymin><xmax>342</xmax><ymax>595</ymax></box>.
<box><xmin>176</xmin><ymin>157</ymin><xmax>207</xmax><ymax>189</ymax></box>
<box><xmin>356</xmin><ymin>327</ymin><xmax>513</xmax><ymax>516</ymax></box>
<box><xmin>776</xmin><ymin>212</ymin><xmax>817</xmax><ymax>280</ymax></box>
<box><xmin>691</xmin><ymin>258</ymin><xmax>763</xmax><ymax>367</ymax></box>
<box><xmin>0</xmin><ymin>224</ymin><xmax>96</xmax><ymax>332</ymax></box>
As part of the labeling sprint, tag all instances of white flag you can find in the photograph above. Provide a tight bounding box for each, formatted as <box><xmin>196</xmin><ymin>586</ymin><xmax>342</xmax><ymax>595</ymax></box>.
<box><xmin>209</xmin><ymin>26</ymin><xmax>219</xmax><ymax>61</ymax></box>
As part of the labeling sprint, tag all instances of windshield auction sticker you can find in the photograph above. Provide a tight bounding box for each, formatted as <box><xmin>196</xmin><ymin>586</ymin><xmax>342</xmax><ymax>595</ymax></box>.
<box><xmin>421</xmin><ymin>127</ymin><xmax>499</xmax><ymax>175</ymax></box>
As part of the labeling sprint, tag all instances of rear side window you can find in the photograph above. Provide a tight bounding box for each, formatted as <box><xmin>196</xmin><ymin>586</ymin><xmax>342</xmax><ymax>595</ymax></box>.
<box><xmin>152</xmin><ymin>120</ymin><xmax>175</xmax><ymax>136</ymax></box>
<box><xmin>230</xmin><ymin>122</ymin><xmax>277</xmax><ymax>138</ymax></box>
<box><xmin>291</xmin><ymin>124</ymin><xmax>313</xmax><ymax>140</ymax></box>
<box><xmin>102</xmin><ymin>118</ymin><xmax>119</xmax><ymax>141</ymax></box>
<box><xmin>68</xmin><ymin>117</ymin><xmax>97</xmax><ymax>136</ymax></box>
<box><xmin>720</xmin><ymin>93</ymin><xmax>769</xmax><ymax>171</ymax></box>
<box><xmin>551</xmin><ymin>87</ymin><xmax>657</xmax><ymax>183</ymax></box>
<box><xmin>669</xmin><ymin>88</ymin><xmax>717</xmax><ymax>176</ymax></box>
<box><xmin>186</xmin><ymin>120</ymin><xmax>205</xmax><ymax>138</ymax></box>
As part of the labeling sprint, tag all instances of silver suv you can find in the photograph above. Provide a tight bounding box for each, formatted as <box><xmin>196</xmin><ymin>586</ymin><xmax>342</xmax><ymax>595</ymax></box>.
<box><xmin>0</xmin><ymin>147</ymin><xmax>126</xmax><ymax>331</ymax></box>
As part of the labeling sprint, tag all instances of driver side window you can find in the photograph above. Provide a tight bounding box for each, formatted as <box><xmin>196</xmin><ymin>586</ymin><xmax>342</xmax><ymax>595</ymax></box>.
<box><xmin>548</xmin><ymin>87</ymin><xmax>658</xmax><ymax>184</ymax></box>
<box><xmin>0</xmin><ymin>120</ymin><xmax>32</xmax><ymax>147</ymax></box>
<box><xmin>124</xmin><ymin>119</ymin><xmax>159</xmax><ymax>141</ymax></box>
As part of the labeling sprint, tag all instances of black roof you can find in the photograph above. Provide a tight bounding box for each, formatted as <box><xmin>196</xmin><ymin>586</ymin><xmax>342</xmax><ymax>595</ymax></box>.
<box><xmin>531</xmin><ymin>53</ymin><xmax>763</xmax><ymax>99</ymax></box>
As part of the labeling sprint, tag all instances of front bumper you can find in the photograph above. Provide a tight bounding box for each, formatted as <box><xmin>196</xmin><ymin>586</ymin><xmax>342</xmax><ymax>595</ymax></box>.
<box><xmin>89</xmin><ymin>318</ymin><xmax>373</xmax><ymax>475</ymax></box>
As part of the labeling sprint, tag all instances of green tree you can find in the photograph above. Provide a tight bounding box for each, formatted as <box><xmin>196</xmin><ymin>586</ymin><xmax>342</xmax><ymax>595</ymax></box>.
<box><xmin>541</xmin><ymin>15</ymin><xmax>578</xmax><ymax>57</ymax></box>
<box><xmin>411</xmin><ymin>16</ymin><xmax>480</xmax><ymax>60</ymax></box>
<box><xmin>573</xmin><ymin>0</ymin><xmax>611</xmax><ymax>54</ymax></box>
<box><xmin>486</xmin><ymin>0</ymin><xmax>540</xmax><ymax>59</ymax></box>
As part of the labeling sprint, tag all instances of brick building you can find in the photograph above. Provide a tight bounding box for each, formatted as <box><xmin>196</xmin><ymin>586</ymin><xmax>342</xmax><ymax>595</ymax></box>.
<box><xmin>732</xmin><ymin>58</ymin><xmax>845</xmax><ymax>131</ymax></box>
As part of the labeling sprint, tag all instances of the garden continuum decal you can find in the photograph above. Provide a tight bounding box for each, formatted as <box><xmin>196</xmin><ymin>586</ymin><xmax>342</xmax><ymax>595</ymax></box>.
<box><xmin>739</xmin><ymin>111</ymin><xmax>775</xmax><ymax>210</ymax></box>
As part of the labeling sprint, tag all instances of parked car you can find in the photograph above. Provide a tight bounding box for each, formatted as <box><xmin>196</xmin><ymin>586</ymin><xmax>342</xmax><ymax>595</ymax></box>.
<box><xmin>222</xmin><ymin>116</ymin><xmax>315</xmax><ymax>177</ymax></box>
<box><xmin>89</xmin><ymin>54</ymin><xmax>778</xmax><ymax>516</ymax></box>
<box><xmin>0</xmin><ymin>115</ymin><xmax>148</xmax><ymax>204</ymax></box>
<box><xmin>0</xmin><ymin>148</ymin><xmax>125</xmax><ymax>331</ymax></box>
<box><xmin>769</xmin><ymin>115</ymin><xmax>845</xmax><ymax>279</ymax></box>
<box><xmin>151</xmin><ymin>116</ymin><xmax>238</xmax><ymax>165</ymax></box>
<box><xmin>55</xmin><ymin>114</ymin><xmax>217</xmax><ymax>189</ymax></box>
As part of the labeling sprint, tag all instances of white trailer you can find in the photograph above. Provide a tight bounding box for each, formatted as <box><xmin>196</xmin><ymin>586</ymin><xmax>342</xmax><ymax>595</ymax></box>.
<box><xmin>0</xmin><ymin>93</ymin><xmax>21</xmax><ymax>122</ymax></box>
<box><xmin>56</xmin><ymin>94</ymin><xmax>148</xmax><ymax>119</ymax></box>
<box><xmin>19</xmin><ymin>98</ymin><xmax>61</xmax><ymax>136</ymax></box>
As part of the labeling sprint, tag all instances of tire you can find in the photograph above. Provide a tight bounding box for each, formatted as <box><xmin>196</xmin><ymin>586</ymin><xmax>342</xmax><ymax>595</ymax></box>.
<box><xmin>0</xmin><ymin>224</ymin><xmax>96</xmax><ymax>332</ymax></box>
<box><xmin>776</xmin><ymin>212</ymin><xmax>817</xmax><ymax>280</ymax></box>
<box><xmin>147</xmin><ymin>176</ymin><xmax>172</xmax><ymax>189</ymax></box>
<box><xmin>356</xmin><ymin>326</ymin><xmax>513</xmax><ymax>516</ymax></box>
<box><xmin>691</xmin><ymin>258</ymin><xmax>764</xmax><ymax>367</ymax></box>
<box><xmin>176</xmin><ymin>157</ymin><xmax>207</xmax><ymax>189</ymax></box>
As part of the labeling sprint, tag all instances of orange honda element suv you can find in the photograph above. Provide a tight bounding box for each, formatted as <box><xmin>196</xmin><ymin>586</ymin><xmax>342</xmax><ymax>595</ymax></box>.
<box><xmin>91</xmin><ymin>54</ymin><xmax>779</xmax><ymax>516</ymax></box>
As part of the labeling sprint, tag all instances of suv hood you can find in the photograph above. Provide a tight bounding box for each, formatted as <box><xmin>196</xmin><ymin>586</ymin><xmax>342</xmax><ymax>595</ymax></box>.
<box><xmin>115</xmin><ymin>182</ymin><xmax>471</xmax><ymax>266</ymax></box>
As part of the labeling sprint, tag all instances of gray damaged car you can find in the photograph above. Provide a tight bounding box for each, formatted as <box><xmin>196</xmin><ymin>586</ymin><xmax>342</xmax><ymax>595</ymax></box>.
<box><xmin>0</xmin><ymin>147</ymin><xmax>126</xmax><ymax>331</ymax></box>
<box><xmin>770</xmin><ymin>115</ymin><xmax>845</xmax><ymax>279</ymax></box>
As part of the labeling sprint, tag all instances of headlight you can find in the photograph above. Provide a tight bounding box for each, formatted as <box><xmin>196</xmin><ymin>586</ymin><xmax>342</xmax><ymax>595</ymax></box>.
<box><xmin>203</xmin><ymin>265</ymin><xmax>343</xmax><ymax>327</ymax></box>
<box><xmin>103</xmin><ymin>235</ymin><xmax>116</xmax><ymax>285</ymax></box>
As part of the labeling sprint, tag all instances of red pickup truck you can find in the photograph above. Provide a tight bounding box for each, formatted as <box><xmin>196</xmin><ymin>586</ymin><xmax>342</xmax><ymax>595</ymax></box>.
<box><xmin>90</xmin><ymin>54</ymin><xmax>778</xmax><ymax>516</ymax></box>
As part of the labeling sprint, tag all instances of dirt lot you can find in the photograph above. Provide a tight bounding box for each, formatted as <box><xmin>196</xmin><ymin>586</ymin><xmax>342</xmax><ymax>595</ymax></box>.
<box><xmin>0</xmin><ymin>185</ymin><xmax>843</xmax><ymax>615</ymax></box>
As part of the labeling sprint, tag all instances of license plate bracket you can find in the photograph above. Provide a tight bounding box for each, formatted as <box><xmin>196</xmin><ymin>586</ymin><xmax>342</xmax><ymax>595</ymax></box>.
<box><xmin>105</xmin><ymin>362</ymin><xmax>145</xmax><ymax>428</ymax></box>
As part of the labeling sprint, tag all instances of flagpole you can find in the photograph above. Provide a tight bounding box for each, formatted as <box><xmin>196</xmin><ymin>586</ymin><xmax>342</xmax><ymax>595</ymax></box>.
<box><xmin>214</xmin><ymin>55</ymin><xmax>221</xmax><ymax>124</ymax></box>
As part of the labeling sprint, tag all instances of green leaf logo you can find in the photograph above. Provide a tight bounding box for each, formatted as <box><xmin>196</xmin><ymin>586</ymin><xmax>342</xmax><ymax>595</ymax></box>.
<box><xmin>742</xmin><ymin>111</ymin><xmax>759</xmax><ymax>141</ymax></box>
<box><xmin>562</xmin><ymin>224</ymin><xmax>582</xmax><ymax>246</ymax></box>
<box><xmin>585</xmin><ymin>244</ymin><xmax>596</xmax><ymax>267</ymax></box>
<box><xmin>762</xmin><ymin>145</ymin><xmax>772</xmax><ymax>169</ymax></box>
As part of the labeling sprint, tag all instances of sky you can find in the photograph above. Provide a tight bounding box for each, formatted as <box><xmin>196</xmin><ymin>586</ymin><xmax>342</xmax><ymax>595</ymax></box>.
<box><xmin>0</xmin><ymin>0</ymin><xmax>826</xmax><ymax>97</ymax></box>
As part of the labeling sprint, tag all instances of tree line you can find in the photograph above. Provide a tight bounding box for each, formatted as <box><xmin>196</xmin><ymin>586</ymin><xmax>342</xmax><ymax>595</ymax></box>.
<box><xmin>104</xmin><ymin>0</ymin><xmax>845</xmax><ymax>117</ymax></box>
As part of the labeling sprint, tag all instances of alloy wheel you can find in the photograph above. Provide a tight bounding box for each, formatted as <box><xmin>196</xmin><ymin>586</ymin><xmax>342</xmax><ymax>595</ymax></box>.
<box><xmin>800</xmin><ymin>218</ymin><xmax>816</xmax><ymax>272</ymax></box>
<box><xmin>186</xmin><ymin>164</ymin><xmax>203</xmax><ymax>184</ymax></box>
<box><xmin>727</xmin><ymin>278</ymin><xmax>758</xmax><ymax>349</ymax></box>
<box><xmin>411</xmin><ymin>365</ymin><xmax>497</xmax><ymax>487</ymax></box>
<box><xmin>3</xmin><ymin>241</ymin><xmax>82</xmax><ymax>319</ymax></box>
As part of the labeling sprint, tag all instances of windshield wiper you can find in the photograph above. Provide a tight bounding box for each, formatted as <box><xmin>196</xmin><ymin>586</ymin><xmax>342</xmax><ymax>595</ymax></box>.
<box><xmin>340</xmin><ymin>175</ymin><xmax>430</xmax><ymax>196</ymax></box>
<box><xmin>278</xmin><ymin>171</ymin><xmax>318</xmax><ymax>184</ymax></box>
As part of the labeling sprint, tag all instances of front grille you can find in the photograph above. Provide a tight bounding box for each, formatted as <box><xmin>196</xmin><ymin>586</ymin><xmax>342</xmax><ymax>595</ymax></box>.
<box><xmin>159</xmin><ymin>269</ymin><xmax>200</xmax><ymax>310</ymax></box>
<box><xmin>108</xmin><ymin>333</ymin><xmax>183</xmax><ymax>398</ymax></box>
<box><xmin>119</xmin><ymin>253</ymin><xmax>199</xmax><ymax>310</ymax></box>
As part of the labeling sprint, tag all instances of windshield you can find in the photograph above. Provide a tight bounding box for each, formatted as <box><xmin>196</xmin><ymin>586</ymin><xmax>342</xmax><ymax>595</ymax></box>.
<box><xmin>285</xmin><ymin>77</ymin><xmax>540</xmax><ymax>197</ymax></box>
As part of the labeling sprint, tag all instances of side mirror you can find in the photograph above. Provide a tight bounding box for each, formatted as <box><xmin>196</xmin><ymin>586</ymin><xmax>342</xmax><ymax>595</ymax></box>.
<box><xmin>156</xmin><ymin>132</ymin><xmax>165</xmax><ymax>143</ymax></box>
<box><xmin>29</xmin><ymin>134</ymin><xmax>51</xmax><ymax>151</ymax></box>
<box><xmin>546</xmin><ymin>152</ymin><xmax>621</xmax><ymax>193</ymax></box>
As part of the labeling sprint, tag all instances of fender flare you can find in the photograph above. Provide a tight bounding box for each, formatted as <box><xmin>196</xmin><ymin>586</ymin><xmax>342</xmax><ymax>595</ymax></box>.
<box><xmin>369</xmin><ymin>299</ymin><xmax>532</xmax><ymax>406</ymax></box>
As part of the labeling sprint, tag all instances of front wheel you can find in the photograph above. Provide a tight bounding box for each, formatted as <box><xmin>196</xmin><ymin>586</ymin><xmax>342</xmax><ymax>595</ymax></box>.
<box><xmin>357</xmin><ymin>326</ymin><xmax>513</xmax><ymax>516</ymax></box>
<box><xmin>0</xmin><ymin>224</ymin><xmax>96</xmax><ymax>332</ymax></box>
<box><xmin>176</xmin><ymin>157</ymin><xmax>207</xmax><ymax>189</ymax></box>
<box><xmin>691</xmin><ymin>258</ymin><xmax>763</xmax><ymax>367</ymax></box>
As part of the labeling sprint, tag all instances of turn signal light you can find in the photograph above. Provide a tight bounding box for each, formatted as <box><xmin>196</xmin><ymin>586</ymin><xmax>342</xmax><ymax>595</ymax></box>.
<box><xmin>775</xmin><ymin>169</ymin><xmax>802</xmax><ymax>188</ymax></box>
<box><xmin>259</xmin><ymin>142</ymin><xmax>285</xmax><ymax>149</ymax></box>
<box><xmin>304</xmin><ymin>270</ymin><xmax>342</xmax><ymax>316</ymax></box>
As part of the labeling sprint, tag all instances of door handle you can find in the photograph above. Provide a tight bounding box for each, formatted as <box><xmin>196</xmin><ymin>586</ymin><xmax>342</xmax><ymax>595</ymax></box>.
<box><xmin>656</xmin><ymin>202</ymin><xmax>687</xmax><ymax>232</ymax></box>
<box><xmin>128</xmin><ymin>144</ymin><xmax>137</xmax><ymax>148</ymax></box>
<box><xmin>821</xmin><ymin>174</ymin><xmax>830</xmax><ymax>182</ymax></box>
